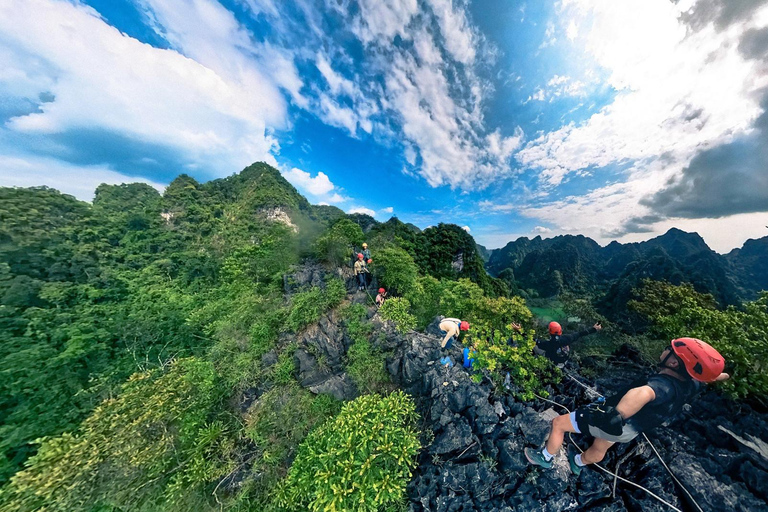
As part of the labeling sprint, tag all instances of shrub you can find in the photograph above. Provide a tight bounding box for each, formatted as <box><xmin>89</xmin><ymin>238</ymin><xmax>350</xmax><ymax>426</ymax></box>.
<box><xmin>467</xmin><ymin>322</ymin><xmax>559</xmax><ymax>400</ymax></box>
<box><xmin>379</xmin><ymin>297</ymin><xmax>417</xmax><ymax>334</ymax></box>
<box><xmin>372</xmin><ymin>246</ymin><xmax>419</xmax><ymax>295</ymax></box>
<box><xmin>275</xmin><ymin>391</ymin><xmax>420</xmax><ymax>512</ymax></box>
<box><xmin>344</xmin><ymin>306</ymin><xmax>392</xmax><ymax>394</ymax></box>
<box><xmin>286</xmin><ymin>278</ymin><xmax>346</xmax><ymax>332</ymax></box>
<box><xmin>0</xmin><ymin>359</ymin><xmax>221</xmax><ymax>512</ymax></box>
<box><xmin>243</xmin><ymin>384</ymin><xmax>342</xmax><ymax>507</ymax></box>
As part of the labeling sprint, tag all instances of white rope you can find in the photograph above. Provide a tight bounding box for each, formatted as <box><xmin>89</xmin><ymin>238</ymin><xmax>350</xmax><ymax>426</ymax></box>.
<box><xmin>533</xmin><ymin>393</ymin><xmax>684</xmax><ymax>512</ymax></box>
<box><xmin>642</xmin><ymin>433</ymin><xmax>706</xmax><ymax>512</ymax></box>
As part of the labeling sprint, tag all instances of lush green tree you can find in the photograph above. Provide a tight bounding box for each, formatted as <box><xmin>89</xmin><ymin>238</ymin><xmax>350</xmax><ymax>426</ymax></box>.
<box><xmin>372</xmin><ymin>246</ymin><xmax>419</xmax><ymax>296</ymax></box>
<box><xmin>313</xmin><ymin>219</ymin><xmax>364</xmax><ymax>266</ymax></box>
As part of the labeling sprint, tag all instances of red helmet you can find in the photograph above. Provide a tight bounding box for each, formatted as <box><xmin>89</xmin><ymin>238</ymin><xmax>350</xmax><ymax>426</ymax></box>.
<box><xmin>548</xmin><ymin>321</ymin><xmax>562</xmax><ymax>335</ymax></box>
<box><xmin>357</xmin><ymin>253</ymin><xmax>364</xmax><ymax>259</ymax></box>
<box><xmin>378</xmin><ymin>288</ymin><xmax>385</xmax><ymax>294</ymax></box>
<box><xmin>460</xmin><ymin>321</ymin><xmax>470</xmax><ymax>331</ymax></box>
<box><xmin>671</xmin><ymin>338</ymin><xmax>725</xmax><ymax>383</ymax></box>
<box><xmin>367</xmin><ymin>259</ymin><xmax>372</xmax><ymax>264</ymax></box>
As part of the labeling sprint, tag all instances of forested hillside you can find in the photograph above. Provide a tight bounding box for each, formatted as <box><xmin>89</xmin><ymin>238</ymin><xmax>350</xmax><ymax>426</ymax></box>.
<box><xmin>1</xmin><ymin>162</ymin><xmax>767</xmax><ymax>511</ymax></box>
<box><xmin>486</xmin><ymin>228</ymin><xmax>768</xmax><ymax>322</ymax></box>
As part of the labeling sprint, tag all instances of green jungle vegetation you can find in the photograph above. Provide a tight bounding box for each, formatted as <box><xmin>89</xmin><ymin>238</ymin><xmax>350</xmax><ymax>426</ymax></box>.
<box><xmin>1</xmin><ymin>162</ymin><xmax>766</xmax><ymax>510</ymax></box>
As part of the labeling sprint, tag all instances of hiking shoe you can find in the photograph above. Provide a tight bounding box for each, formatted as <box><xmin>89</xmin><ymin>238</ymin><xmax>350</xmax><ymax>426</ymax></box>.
<box><xmin>444</xmin><ymin>357</ymin><xmax>454</xmax><ymax>368</ymax></box>
<box><xmin>524</xmin><ymin>447</ymin><xmax>553</xmax><ymax>469</ymax></box>
<box><xmin>439</xmin><ymin>357</ymin><xmax>448</xmax><ymax>366</ymax></box>
<box><xmin>567</xmin><ymin>447</ymin><xmax>582</xmax><ymax>477</ymax></box>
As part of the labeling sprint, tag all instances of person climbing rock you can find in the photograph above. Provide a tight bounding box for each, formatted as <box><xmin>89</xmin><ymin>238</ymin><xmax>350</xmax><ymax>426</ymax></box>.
<box><xmin>438</xmin><ymin>317</ymin><xmax>469</xmax><ymax>367</ymax></box>
<box><xmin>515</xmin><ymin>321</ymin><xmax>601</xmax><ymax>367</ymax></box>
<box><xmin>524</xmin><ymin>338</ymin><xmax>730</xmax><ymax>476</ymax></box>
<box><xmin>361</xmin><ymin>243</ymin><xmax>371</xmax><ymax>261</ymax></box>
<box><xmin>354</xmin><ymin>253</ymin><xmax>369</xmax><ymax>291</ymax></box>
<box><xmin>375</xmin><ymin>287</ymin><xmax>387</xmax><ymax>307</ymax></box>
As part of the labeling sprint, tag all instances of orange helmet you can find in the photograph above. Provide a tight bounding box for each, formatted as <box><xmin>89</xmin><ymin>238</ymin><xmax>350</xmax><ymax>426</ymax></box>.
<box><xmin>460</xmin><ymin>321</ymin><xmax>470</xmax><ymax>331</ymax></box>
<box><xmin>548</xmin><ymin>321</ymin><xmax>562</xmax><ymax>335</ymax></box>
<box><xmin>367</xmin><ymin>259</ymin><xmax>372</xmax><ymax>264</ymax></box>
<box><xmin>670</xmin><ymin>338</ymin><xmax>725</xmax><ymax>383</ymax></box>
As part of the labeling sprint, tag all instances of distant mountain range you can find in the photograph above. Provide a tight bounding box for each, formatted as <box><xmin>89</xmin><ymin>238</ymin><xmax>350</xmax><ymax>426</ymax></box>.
<box><xmin>485</xmin><ymin>228</ymin><xmax>768</xmax><ymax>314</ymax></box>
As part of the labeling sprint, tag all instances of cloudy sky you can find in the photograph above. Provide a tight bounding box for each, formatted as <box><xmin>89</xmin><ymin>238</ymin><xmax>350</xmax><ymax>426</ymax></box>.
<box><xmin>1</xmin><ymin>0</ymin><xmax>767</xmax><ymax>252</ymax></box>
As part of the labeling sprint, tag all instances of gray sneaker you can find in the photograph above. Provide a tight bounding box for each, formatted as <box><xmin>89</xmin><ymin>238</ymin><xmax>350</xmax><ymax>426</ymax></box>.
<box><xmin>524</xmin><ymin>447</ymin><xmax>553</xmax><ymax>469</ymax></box>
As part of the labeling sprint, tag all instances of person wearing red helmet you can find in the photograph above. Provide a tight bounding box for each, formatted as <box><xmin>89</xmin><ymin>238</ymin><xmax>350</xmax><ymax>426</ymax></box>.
<box><xmin>375</xmin><ymin>287</ymin><xmax>388</xmax><ymax>307</ymax></box>
<box><xmin>514</xmin><ymin>320</ymin><xmax>602</xmax><ymax>367</ymax></box>
<box><xmin>437</xmin><ymin>317</ymin><xmax>470</xmax><ymax>367</ymax></box>
<box><xmin>353</xmin><ymin>253</ymin><xmax>369</xmax><ymax>291</ymax></box>
<box><xmin>525</xmin><ymin>338</ymin><xmax>729</xmax><ymax>476</ymax></box>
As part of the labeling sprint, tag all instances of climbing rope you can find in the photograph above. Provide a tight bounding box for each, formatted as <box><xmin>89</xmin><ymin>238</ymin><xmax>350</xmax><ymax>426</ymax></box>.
<box><xmin>561</xmin><ymin>369</ymin><xmax>604</xmax><ymax>400</ymax></box>
<box><xmin>533</xmin><ymin>392</ymin><xmax>685</xmax><ymax>512</ymax></box>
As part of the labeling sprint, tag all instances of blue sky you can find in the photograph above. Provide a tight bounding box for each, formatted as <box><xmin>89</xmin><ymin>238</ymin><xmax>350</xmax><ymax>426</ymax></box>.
<box><xmin>1</xmin><ymin>0</ymin><xmax>767</xmax><ymax>252</ymax></box>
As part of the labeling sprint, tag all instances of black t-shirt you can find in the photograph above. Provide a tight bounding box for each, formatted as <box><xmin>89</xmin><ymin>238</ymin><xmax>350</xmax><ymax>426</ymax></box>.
<box><xmin>536</xmin><ymin>327</ymin><xmax>597</xmax><ymax>364</ymax></box>
<box><xmin>606</xmin><ymin>374</ymin><xmax>700</xmax><ymax>432</ymax></box>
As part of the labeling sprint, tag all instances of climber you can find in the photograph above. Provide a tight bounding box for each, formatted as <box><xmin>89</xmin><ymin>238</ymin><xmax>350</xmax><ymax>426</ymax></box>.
<box><xmin>524</xmin><ymin>338</ymin><xmax>730</xmax><ymax>476</ymax></box>
<box><xmin>375</xmin><ymin>287</ymin><xmax>388</xmax><ymax>307</ymax></box>
<box><xmin>361</xmin><ymin>242</ymin><xmax>372</xmax><ymax>261</ymax></box>
<box><xmin>438</xmin><ymin>317</ymin><xmax>469</xmax><ymax>367</ymax></box>
<box><xmin>354</xmin><ymin>253</ymin><xmax>369</xmax><ymax>291</ymax></box>
<box><xmin>514</xmin><ymin>321</ymin><xmax>601</xmax><ymax>367</ymax></box>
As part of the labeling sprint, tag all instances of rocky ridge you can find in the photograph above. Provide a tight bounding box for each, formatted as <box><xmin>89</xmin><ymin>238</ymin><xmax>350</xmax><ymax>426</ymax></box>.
<box><xmin>281</xmin><ymin>264</ymin><xmax>768</xmax><ymax>511</ymax></box>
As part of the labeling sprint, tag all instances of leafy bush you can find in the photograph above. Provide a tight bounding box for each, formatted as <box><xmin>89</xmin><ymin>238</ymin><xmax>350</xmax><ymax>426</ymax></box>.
<box><xmin>379</xmin><ymin>297</ymin><xmax>417</xmax><ymax>333</ymax></box>
<box><xmin>630</xmin><ymin>280</ymin><xmax>768</xmax><ymax>399</ymax></box>
<box><xmin>465</xmin><ymin>296</ymin><xmax>559</xmax><ymax>400</ymax></box>
<box><xmin>468</xmin><ymin>323</ymin><xmax>559</xmax><ymax>400</ymax></box>
<box><xmin>0</xmin><ymin>358</ymin><xmax>221</xmax><ymax>512</ymax></box>
<box><xmin>286</xmin><ymin>278</ymin><xmax>346</xmax><ymax>332</ymax></box>
<box><xmin>372</xmin><ymin>246</ymin><xmax>419</xmax><ymax>295</ymax></box>
<box><xmin>275</xmin><ymin>391</ymin><xmax>420</xmax><ymax>512</ymax></box>
<box><xmin>440</xmin><ymin>278</ymin><xmax>485</xmax><ymax>319</ymax></box>
<box><xmin>344</xmin><ymin>305</ymin><xmax>393</xmax><ymax>394</ymax></box>
<box><xmin>314</xmin><ymin>219</ymin><xmax>364</xmax><ymax>266</ymax></box>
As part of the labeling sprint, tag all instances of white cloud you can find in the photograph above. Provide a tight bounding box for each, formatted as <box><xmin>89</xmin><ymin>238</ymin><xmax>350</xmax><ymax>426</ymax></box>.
<box><xmin>348</xmin><ymin>206</ymin><xmax>376</xmax><ymax>217</ymax></box>
<box><xmin>350</xmin><ymin>0</ymin><xmax>419</xmax><ymax>44</ymax></box>
<box><xmin>478</xmin><ymin>200</ymin><xmax>517</xmax><ymax>213</ymax></box>
<box><xmin>281</xmin><ymin>167</ymin><xmax>334</xmax><ymax>195</ymax></box>
<box><xmin>566</xmin><ymin>20</ymin><xmax>578</xmax><ymax>40</ymax></box>
<box><xmin>381</xmin><ymin>206</ymin><xmax>394</xmax><ymax>213</ymax></box>
<box><xmin>0</xmin><ymin>0</ymin><xmax>295</xmax><ymax>178</ymax></box>
<box><xmin>462</xmin><ymin>225</ymin><xmax>471</xmax><ymax>232</ymax></box>
<box><xmin>425</xmin><ymin>0</ymin><xmax>477</xmax><ymax>65</ymax></box>
<box><xmin>532</xmin><ymin>226</ymin><xmax>552</xmax><ymax>234</ymax></box>
<box><xmin>281</xmin><ymin>167</ymin><xmax>347</xmax><ymax>204</ymax></box>
<box><xmin>512</xmin><ymin>0</ymin><xmax>768</xmax><ymax>250</ymax></box>
<box><xmin>0</xmin><ymin>155</ymin><xmax>165</xmax><ymax>202</ymax></box>
<box><xmin>518</xmin><ymin>0</ymin><xmax>767</xmax><ymax>187</ymax></box>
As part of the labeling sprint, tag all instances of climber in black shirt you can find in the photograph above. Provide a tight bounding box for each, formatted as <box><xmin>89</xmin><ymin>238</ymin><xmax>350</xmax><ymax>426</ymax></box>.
<box><xmin>525</xmin><ymin>337</ymin><xmax>730</xmax><ymax>476</ymax></box>
<box><xmin>513</xmin><ymin>321</ymin><xmax>601</xmax><ymax>366</ymax></box>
